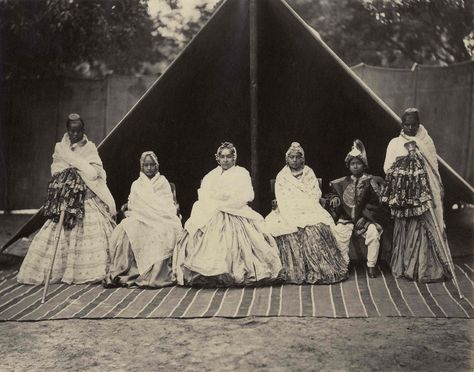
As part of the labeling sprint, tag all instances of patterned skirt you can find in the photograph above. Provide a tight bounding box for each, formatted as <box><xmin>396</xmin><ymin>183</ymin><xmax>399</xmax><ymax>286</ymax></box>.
<box><xmin>17</xmin><ymin>196</ymin><xmax>115</xmax><ymax>285</ymax></box>
<box><xmin>173</xmin><ymin>212</ymin><xmax>283</xmax><ymax>287</ymax></box>
<box><xmin>103</xmin><ymin>225</ymin><xmax>175</xmax><ymax>288</ymax></box>
<box><xmin>275</xmin><ymin>224</ymin><xmax>348</xmax><ymax>284</ymax></box>
<box><xmin>381</xmin><ymin>152</ymin><xmax>432</xmax><ymax>218</ymax></box>
<box><xmin>391</xmin><ymin>212</ymin><xmax>451</xmax><ymax>283</ymax></box>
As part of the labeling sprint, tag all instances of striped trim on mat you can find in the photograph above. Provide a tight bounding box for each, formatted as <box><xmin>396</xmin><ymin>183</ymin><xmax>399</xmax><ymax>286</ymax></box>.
<box><xmin>0</xmin><ymin>264</ymin><xmax>472</xmax><ymax>321</ymax></box>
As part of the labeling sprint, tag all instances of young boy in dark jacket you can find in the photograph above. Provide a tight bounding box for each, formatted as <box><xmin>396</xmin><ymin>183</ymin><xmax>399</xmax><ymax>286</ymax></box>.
<box><xmin>326</xmin><ymin>140</ymin><xmax>389</xmax><ymax>278</ymax></box>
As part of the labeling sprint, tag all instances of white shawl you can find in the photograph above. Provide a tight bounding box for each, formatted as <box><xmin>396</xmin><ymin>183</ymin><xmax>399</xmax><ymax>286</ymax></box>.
<box><xmin>185</xmin><ymin>165</ymin><xmax>263</xmax><ymax>235</ymax></box>
<box><xmin>51</xmin><ymin>134</ymin><xmax>116</xmax><ymax>216</ymax></box>
<box><xmin>265</xmin><ymin>165</ymin><xmax>335</xmax><ymax>237</ymax></box>
<box><xmin>120</xmin><ymin>172</ymin><xmax>182</xmax><ymax>274</ymax></box>
<box><xmin>384</xmin><ymin>124</ymin><xmax>445</xmax><ymax>229</ymax></box>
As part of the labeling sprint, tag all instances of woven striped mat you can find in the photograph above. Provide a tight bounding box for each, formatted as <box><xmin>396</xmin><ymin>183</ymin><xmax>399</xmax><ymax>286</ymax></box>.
<box><xmin>0</xmin><ymin>264</ymin><xmax>473</xmax><ymax>321</ymax></box>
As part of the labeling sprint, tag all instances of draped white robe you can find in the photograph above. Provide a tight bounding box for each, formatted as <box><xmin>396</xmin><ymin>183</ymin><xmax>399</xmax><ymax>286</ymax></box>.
<box><xmin>51</xmin><ymin>134</ymin><xmax>116</xmax><ymax>216</ymax></box>
<box><xmin>185</xmin><ymin>165</ymin><xmax>263</xmax><ymax>235</ymax></box>
<box><xmin>118</xmin><ymin>172</ymin><xmax>182</xmax><ymax>275</ymax></box>
<box><xmin>266</xmin><ymin>165</ymin><xmax>335</xmax><ymax>237</ymax></box>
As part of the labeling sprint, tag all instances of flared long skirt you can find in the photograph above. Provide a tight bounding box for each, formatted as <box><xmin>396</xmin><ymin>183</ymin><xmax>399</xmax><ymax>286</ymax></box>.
<box><xmin>391</xmin><ymin>212</ymin><xmax>451</xmax><ymax>283</ymax></box>
<box><xmin>173</xmin><ymin>212</ymin><xmax>282</xmax><ymax>287</ymax></box>
<box><xmin>103</xmin><ymin>225</ymin><xmax>174</xmax><ymax>288</ymax></box>
<box><xmin>17</xmin><ymin>197</ymin><xmax>115</xmax><ymax>285</ymax></box>
<box><xmin>275</xmin><ymin>224</ymin><xmax>348</xmax><ymax>284</ymax></box>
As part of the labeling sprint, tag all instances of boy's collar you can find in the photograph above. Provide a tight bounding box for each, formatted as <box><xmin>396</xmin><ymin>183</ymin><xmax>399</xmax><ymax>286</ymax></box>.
<box><xmin>350</xmin><ymin>173</ymin><xmax>369</xmax><ymax>182</ymax></box>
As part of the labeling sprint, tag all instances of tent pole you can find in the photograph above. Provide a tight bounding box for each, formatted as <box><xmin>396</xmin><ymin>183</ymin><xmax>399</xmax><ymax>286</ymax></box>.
<box><xmin>249</xmin><ymin>0</ymin><xmax>259</xmax><ymax>210</ymax></box>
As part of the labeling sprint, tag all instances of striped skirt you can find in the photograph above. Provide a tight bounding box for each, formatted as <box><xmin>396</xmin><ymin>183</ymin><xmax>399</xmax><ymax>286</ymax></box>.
<box><xmin>17</xmin><ymin>197</ymin><xmax>115</xmax><ymax>285</ymax></box>
<box><xmin>391</xmin><ymin>212</ymin><xmax>451</xmax><ymax>283</ymax></box>
<box><xmin>275</xmin><ymin>224</ymin><xmax>348</xmax><ymax>285</ymax></box>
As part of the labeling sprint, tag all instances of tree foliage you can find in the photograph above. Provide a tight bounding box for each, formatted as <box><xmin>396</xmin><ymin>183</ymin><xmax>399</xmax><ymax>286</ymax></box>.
<box><xmin>146</xmin><ymin>0</ymin><xmax>221</xmax><ymax>72</ymax></box>
<box><xmin>0</xmin><ymin>0</ymin><xmax>156</xmax><ymax>78</ymax></box>
<box><xmin>0</xmin><ymin>0</ymin><xmax>221</xmax><ymax>78</ymax></box>
<box><xmin>0</xmin><ymin>0</ymin><xmax>471</xmax><ymax>79</ymax></box>
<box><xmin>288</xmin><ymin>0</ymin><xmax>473</xmax><ymax>67</ymax></box>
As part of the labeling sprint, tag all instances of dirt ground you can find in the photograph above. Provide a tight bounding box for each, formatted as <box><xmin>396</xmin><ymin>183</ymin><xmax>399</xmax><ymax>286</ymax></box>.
<box><xmin>0</xmin><ymin>214</ymin><xmax>472</xmax><ymax>371</ymax></box>
<box><xmin>0</xmin><ymin>318</ymin><xmax>471</xmax><ymax>371</ymax></box>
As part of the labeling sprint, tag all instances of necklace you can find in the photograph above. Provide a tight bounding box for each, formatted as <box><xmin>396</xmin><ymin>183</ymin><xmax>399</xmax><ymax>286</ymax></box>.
<box><xmin>291</xmin><ymin>169</ymin><xmax>304</xmax><ymax>178</ymax></box>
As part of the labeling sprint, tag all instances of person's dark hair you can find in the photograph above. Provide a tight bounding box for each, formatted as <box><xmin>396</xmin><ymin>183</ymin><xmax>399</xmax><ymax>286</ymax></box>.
<box><xmin>66</xmin><ymin>113</ymin><xmax>85</xmax><ymax>129</ymax></box>
<box><xmin>401</xmin><ymin>108</ymin><xmax>420</xmax><ymax>124</ymax></box>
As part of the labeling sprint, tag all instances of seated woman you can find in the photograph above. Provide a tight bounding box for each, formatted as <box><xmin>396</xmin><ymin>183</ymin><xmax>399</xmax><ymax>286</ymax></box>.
<box><xmin>18</xmin><ymin>113</ymin><xmax>116</xmax><ymax>285</ymax></box>
<box><xmin>173</xmin><ymin>142</ymin><xmax>282</xmax><ymax>287</ymax></box>
<box><xmin>265</xmin><ymin>142</ymin><xmax>347</xmax><ymax>284</ymax></box>
<box><xmin>104</xmin><ymin>151</ymin><xmax>182</xmax><ymax>288</ymax></box>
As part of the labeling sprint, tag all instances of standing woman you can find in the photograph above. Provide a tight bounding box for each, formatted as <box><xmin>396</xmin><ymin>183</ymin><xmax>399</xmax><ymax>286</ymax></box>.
<box><xmin>18</xmin><ymin>113</ymin><xmax>116</xmax><ymax>285</ymax></box>
<box><xmin>382</xmin><ymin>108</ymin><xmax>452</xmax><ymax>282</ymax></box>
<box><xmin>173</xmin><ymin>142</ymin><xmax>282</xmax><ymax>286</ymax></box>
<box><xmin>104</xmin><ymin>151</ymin><xmax>182</xmax><ymax>288</ymax></box>
<box><xmin>265</xmin><ymin>142</ymin><xmax>348</xmax><ymax>284</ymax></box>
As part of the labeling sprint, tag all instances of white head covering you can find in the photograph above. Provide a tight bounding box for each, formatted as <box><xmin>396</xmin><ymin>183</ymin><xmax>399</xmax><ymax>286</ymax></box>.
<box><xmin>285</xmin><ymin>142</ymin><xmax>305</xmax><ymax>160</ymax></box>
<box><xmin>140</xmin><ymin>151</ymin><xmax>159</xmax><ymax>170</ymax></box>
<box><xmin>215</xmin><ymin>142</ymin><xmax>237</xmax><ymax>163</ymax></box>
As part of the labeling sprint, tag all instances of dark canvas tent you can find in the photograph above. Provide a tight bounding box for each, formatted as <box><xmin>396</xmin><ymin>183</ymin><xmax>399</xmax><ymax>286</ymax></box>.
<box><xmin>2</xmin><ymin>0</ymin><xmax>473</xmax><ymax>253</ymax></box>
